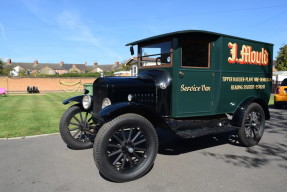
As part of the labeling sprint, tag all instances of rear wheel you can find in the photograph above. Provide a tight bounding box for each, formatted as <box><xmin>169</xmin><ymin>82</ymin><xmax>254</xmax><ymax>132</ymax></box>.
<box><xmin>238</xmin><ymin>103</ymin><xmax>265</xmax><ymax>147</ymax></box>
<box><xmin>93</xmin><ymin>113</ymin><xmax>158</xmax><ymax>182</ymax></box>
<box><xmin>59</xmin><ymin>105</ymin><xmax>96</xmax><ymax>149</ymax></box>
<box><xmin>274</xmin><ymin>102</ymin><xmax>282</xmax><ymax>109</ymax></box>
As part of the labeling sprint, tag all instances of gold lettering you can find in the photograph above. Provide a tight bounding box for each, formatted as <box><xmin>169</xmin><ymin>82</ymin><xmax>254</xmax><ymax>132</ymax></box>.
<box><xmin>228</xmin><ymin>42</ymin><xmax>269</xmax><ymax>66</ymax></box>
<box><xmin>228</xmin><ymin>42</ymin><xmax>238</xmax><ymax>64</ymax></box>
<box><xmin>180</xmin><ymin>84</ymin><xmax>211</xmax><ymax>92</ymax></box>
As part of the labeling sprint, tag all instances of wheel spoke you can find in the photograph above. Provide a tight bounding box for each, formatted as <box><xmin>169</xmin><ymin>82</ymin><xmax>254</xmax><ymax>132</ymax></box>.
<box><xmin>121</xmin><ymin>155</ymin><xmax>127</xmax><ymax>169</ymax></box>
<box><xmin>84</xmin><ymin>112</ymin><xmax>88</xmax><ymax>122</ymax></box>
<box><xmin>108</xmin><ymin>144</ymin><xmax>121</xmax><ymax>149</ymax></box>
<box><xmin>84</xmin><ymin>130</ymin><xmax>94</xmax><ymax>135</ymax></box>
<box><xmin>134</xmin><ymin>139</ymin><xmax>146</xmax><ymax>146</ymax></box>
<box><xmin>113</xmin><ymin>134</ymin><xmax>123</xmax><ymax>144</ymax></box>
<box><xmin>72</xmin><ymin>129</ymin><xmax>81</xmax><ymax>137</ymax></box>
<box><xmin>89</xmin><ymin>122</ymin><xmax>96</xmax><ymax>126</ymax></box>
<box><xmin>251</xmin><ymin>127</ymin><xmax>258</xmax><ymax>138</ymax></box>
<box><xmin>131</xmin><ymin>131</ymin><xmax>141</xmax><ymax>142</ymax></box>
<box><xmin>69</xmin><ymin>127</ymin><xmax>80</xmax><ymax>131</ymax></box>
<box><xmin>79</xmin><ymin>112</ymin><xmax>84</xmax><ymax>123</ymax></box>
<box><xmin>69</xmin><ymin>122</ymin><xmax>80</xmax><ymax>126</ymax></box>
<box><xmin>121</xmin><ymin>129</ymin><xmax>126</xmax><ymax>142</ymax></box>
<box><xmin>128</xmin><ymin>128</ymin><xmax>133</xmax><ymax>141</ymax></box>
<box><xmin>87</xmin><ymin>116</ymin><xmax>93</xmax><ymax>122</ymax></box>
<box><xmin>134</xmin><ymin>147</ymin><xmax>146</xmax><ymax>152</ymax></box>
<box><xmin>132</xmin><ymin>152</ymin><xmax>141</xmax><ymax>160</ymax></box>
<box><xmin>108</xmin><ymin>149</ymin><xmax>122</xmax><ymax>157</ymax></box>
<box><xmin>73</xmin><ymin>116</ymin><xmax>81</xmax><ymax>124</ymax></box>
<box><xmin>78</xmin><ymin>131</ymin><xmax>83</xmax><ymax>141</ymax></box>
<box><xmin>128</xmin><ymin>155</ymin><xmax>134</xmax><ymax>168</ymax></box>
<box><xmin>113</xmin><ymin>153</ymin><xmax>124</xmax><ymax>165</ymax></box>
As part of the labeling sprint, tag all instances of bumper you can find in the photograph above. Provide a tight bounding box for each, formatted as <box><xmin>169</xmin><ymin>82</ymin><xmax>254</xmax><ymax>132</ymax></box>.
<box><xmin>274</xmin><ymin>94</ymin><xmax>287</xmax><ymax>102</ymax></box>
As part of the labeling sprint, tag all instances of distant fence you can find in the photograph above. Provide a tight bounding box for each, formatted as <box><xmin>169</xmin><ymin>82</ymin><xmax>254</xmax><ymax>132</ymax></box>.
<box><xmin>0</xmin><ymin>76</ymin><xmax>96</xmax><ymax>93</ymax></box>
<box><xmin>0</xmin><ymin>76</ymin><xmax>282</xmax><ymax>94</ymax></box>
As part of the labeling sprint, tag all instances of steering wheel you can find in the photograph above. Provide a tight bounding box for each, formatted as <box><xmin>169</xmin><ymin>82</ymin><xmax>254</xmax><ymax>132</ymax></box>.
<box><xmin>156</xmin><ymin>57</ymin><xmax>161</xmax><ymax>65</ymax></box>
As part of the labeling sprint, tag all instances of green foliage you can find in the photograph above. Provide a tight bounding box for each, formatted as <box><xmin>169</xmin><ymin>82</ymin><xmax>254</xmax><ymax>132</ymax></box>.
<box><xmin>276</xmin><ymin>44</ymin><xmax>287</xmax><ymax>71</ymax></box>
<box><xmin>18</xmin><ymin>69</ymin><xmax>27</xmax><ymax>77</ymax></box>
<box><xmin>118</xmin><ymin>60</ymin><xmax>131</xmax><ymax>71</ymax></box>
<box><xmin>0</xmin><ymin>59</ymin><xmax>4</xmax><ymax>75</ymax></box>
<box><xmin>0</xmin><ymin>59</ymin><xmax>13</xmax><ymax>76</ymax></box>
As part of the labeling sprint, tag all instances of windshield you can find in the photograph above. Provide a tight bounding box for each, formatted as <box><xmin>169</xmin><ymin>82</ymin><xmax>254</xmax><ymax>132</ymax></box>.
<box><xmin>281</xmin><ymin>78</ymin><xmax>287</xmax><ymax>86</ymax></box>
<box><xmin>139</xmin><ymin>41</ymin><xmax>172</xmax><ymax>67</ymax></box>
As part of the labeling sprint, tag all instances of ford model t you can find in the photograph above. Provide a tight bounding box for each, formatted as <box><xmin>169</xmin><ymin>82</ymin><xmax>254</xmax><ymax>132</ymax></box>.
<box><xmin>59</xmin><ymin>30</ymin><xmax>273</xmax><ymax>182</ymax></box>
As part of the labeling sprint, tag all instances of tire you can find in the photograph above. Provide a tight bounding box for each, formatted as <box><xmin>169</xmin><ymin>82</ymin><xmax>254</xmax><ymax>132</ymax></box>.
<box><xmin>274</xmin><ymin>102</ymin><xmax>282</xmax><ymax>109</ymax></box>
<box><xmin>59</xmin><ymin>105</ymin><xmax>96</xmax><ymax>149</ymax></box>
<box><xmin>238</xmin><ymin>103</ymin><xmax>265</xmax><ymax>147</ymax></box>
<box><xmin>93</xmin><ymin>113</ymin><xmax>158</xmax><ymax>182</ymax></box>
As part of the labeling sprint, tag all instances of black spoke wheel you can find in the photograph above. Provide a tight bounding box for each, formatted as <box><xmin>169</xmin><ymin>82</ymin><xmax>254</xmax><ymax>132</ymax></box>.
<box><xmin>238</xmin><ymin>103</ymin><xmax>265</xmax><ymax>147</ymax></box>
<box><xmin>59</xmin><ymin>105</ymin><xmax>96</xmax><ymax>149</ymax></box>
<box><xmin>93</xmin><ymin>113</ymin><xmax>158</xmax><ymax>182</ymax></box>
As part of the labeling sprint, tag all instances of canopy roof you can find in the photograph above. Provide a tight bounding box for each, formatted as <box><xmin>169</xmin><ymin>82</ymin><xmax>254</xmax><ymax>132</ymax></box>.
<box><xmin>126</xmin><ymin>30</ymin><xmax>273</xmax><ymax>46</ymax></box>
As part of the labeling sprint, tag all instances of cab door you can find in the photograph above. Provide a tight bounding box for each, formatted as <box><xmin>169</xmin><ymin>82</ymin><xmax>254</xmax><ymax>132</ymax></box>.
<box><xmin>173</xmin><ymin>40</ymin><xmax>215</xmax><ymax>118</ymax></box>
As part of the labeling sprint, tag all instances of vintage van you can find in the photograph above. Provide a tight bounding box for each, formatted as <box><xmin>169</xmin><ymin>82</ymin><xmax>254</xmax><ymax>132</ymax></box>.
<box><xmin>59</xmin><ymin>30</ymin><xmax>273</xmax><ymax>182</ymax></box>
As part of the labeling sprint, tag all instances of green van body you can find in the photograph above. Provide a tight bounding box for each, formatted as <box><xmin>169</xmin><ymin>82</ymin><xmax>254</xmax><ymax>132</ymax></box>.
<box><xmin>127</xmin><ymin>30</ymin><xmax>273</xmax><ymax>118</ymax></box>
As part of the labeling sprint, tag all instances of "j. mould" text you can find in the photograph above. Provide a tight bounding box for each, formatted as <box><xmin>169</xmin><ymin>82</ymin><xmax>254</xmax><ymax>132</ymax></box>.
<box><xmin>228</xmin><ymin>42</ymin><xmax>269</xmax><ymax>65</ymax></box>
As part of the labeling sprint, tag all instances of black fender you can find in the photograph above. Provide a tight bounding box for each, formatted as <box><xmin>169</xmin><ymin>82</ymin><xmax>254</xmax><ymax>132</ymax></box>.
<box><xmin>231</xmin><ymin>97</ymin><xmax>270</xmax><ymax>127</ymax></box>
<box><xmin>62</xmin><ymin>95</ymin><xmax>84</xmax><ymax>105</ymax></box>
<box><xmin>62</xmin><ymin>95</ymin><xmax>93</xmax><ymax>105</ymax></box>
<box><xmin>95</xmin><ymin>102</ymin><xmax>169</xmax><ymax>130</ymax></box>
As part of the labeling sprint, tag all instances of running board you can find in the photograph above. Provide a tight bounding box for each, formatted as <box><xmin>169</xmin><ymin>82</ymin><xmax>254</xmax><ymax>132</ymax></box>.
<box><xmin>176</xmin><ymin>126</ymin><xmax>238</xmax><ymax>139</ymax></box>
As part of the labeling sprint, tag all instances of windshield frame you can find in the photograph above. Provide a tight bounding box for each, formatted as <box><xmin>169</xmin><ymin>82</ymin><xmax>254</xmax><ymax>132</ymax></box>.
<box><xmin>138</xmin><ymin>39</ymin><xmax>173</xmax><ymax>69</ymax></box>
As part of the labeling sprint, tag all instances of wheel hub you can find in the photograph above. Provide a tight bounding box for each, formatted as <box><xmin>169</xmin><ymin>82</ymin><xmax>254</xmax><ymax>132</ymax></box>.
<box><xmin>122</xmin><ymin>142</ymin><xmax>135</xmax><ymax>154</ymax></box>
<box><xmin>80</xmin><ymin>122</ymin><xmax>90</xmax><ymax>131</ymax></box>
<box><xmin>250</xmin><ymin>112</ymin><xmax>259</xmax><ymax>128</ymax></box>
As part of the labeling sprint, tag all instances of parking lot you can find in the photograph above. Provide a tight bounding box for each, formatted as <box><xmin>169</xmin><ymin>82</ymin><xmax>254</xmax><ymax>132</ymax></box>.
<box><xmin>0</xmin><ymin>108</ymin><xmax>286</xmax><ymax>192</ymax></box>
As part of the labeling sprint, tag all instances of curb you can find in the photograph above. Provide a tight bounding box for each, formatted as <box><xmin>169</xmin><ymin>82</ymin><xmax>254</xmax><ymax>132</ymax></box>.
<box><xmin>0</xmin><ymin>133</ymin><xmax>60</xmax><ymax>140</ymax></box>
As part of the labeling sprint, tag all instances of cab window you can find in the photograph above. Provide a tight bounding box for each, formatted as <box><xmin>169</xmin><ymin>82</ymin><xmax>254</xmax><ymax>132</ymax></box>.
<box><xmin>139</xmin><ymin>41</ymin><xmax>172</xmax><ymax>67</ymax></box>
<box><xmin>182</xmin><ymin>40</ymin><xmax>210</xmax><ymax>68</ymax></box>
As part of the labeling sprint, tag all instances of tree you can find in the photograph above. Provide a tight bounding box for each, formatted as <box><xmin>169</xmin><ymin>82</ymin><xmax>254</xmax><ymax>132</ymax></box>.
<box><xmin>276</xmin><ymin>44</ymin><xmax>287</xmax><ymax>71</ymax></box>
<box><xmin>0</xmin><ymin>59</ymin><xmax>4</xmax><ymax>75</ymax></box>
<box><xmin>118</xmin><ymin>60</ymin><xmax>131</xmax><ymax>71</ymax></box>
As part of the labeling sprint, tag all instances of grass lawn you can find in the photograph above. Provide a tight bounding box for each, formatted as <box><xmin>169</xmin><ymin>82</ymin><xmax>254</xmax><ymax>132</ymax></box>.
<box><xmin>269</xmin><ymin>94</ymin><xmax>274</xmax><ymax>105</ymax></box>
<box><xmin>0</xmin><ymin>93</ymin><xmax>275</xmax><ymax>138</ymax></box>
<box><xmin>0</xmin><ymin>92</ymin><xmax>80</xmax><ymax>138</ymax></box>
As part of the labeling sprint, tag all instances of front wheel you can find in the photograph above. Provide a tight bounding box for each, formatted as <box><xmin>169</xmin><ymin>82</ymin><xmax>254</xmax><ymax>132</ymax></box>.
<box><xmin>238</xmin><ymin>103</ymin><xmax>265</xmax><ymax>147</ymax></box>
<box><xmin>59</xmin><ymin>105</ymin><xmax>96</xmax><ymax>149</ymax></box>
<box><xmin>93</xmin><ymin>113</ymin><xmax>158</xmax><ymax>182</ymax></box>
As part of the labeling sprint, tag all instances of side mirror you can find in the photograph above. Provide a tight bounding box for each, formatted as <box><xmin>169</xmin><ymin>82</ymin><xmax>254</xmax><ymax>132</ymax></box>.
<box><xmin>130</xmin><ymin>46</ymin><xmax>134</xmax><ymax>55</ymax></box>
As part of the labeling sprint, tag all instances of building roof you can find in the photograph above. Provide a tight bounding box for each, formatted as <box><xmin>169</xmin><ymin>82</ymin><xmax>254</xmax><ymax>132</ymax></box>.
<box><xmin>4</xmin><ymin>61</ymin><xmax>85</xmax><ymax>71</ymax></box>
<box><xmin>124</xmin><ymin>57</ymin><xmax>138</xmax><ymax>66</ymax></box>
<box><xmin>4</xmin><ymin>59</ymin><xmax>121</xmax><ymax>73</ymax></box>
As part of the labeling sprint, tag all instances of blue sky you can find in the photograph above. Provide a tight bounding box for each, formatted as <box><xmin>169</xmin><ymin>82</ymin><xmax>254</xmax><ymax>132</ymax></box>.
<box><xmin>0</xmin><ymin>0</ymin><xmax>287</xmax><ymax>65</ymax></box>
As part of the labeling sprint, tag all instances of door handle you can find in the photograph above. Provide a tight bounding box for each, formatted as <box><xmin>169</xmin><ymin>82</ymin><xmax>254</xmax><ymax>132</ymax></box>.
<box><xmin>179</xmin><ymin>71</ymin><xmax>184</xmax><ymax>77</ymax></box>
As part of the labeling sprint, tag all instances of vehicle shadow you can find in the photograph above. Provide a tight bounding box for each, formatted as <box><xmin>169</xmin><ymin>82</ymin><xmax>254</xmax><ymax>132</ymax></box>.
<box><xmin>200</xmin><ymin>108</ymin><xmax>287</xmax><ymax>169</ymax></box>
<box><xmin>157</xmin><ymin>128</ymin><xmax>233</xmax><ymax>155</ymax></box>
<box><xmin>158</xmin><ymin>108</ymin><xmax>287</xmax><ymax>169</ymax></box>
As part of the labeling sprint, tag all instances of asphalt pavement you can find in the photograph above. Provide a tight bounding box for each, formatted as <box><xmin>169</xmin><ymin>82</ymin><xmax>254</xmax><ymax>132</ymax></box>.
<box><xmin>1</xmin><ymin>108</ymin><xmax>287</xmax><ymax>192</ymax></box>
